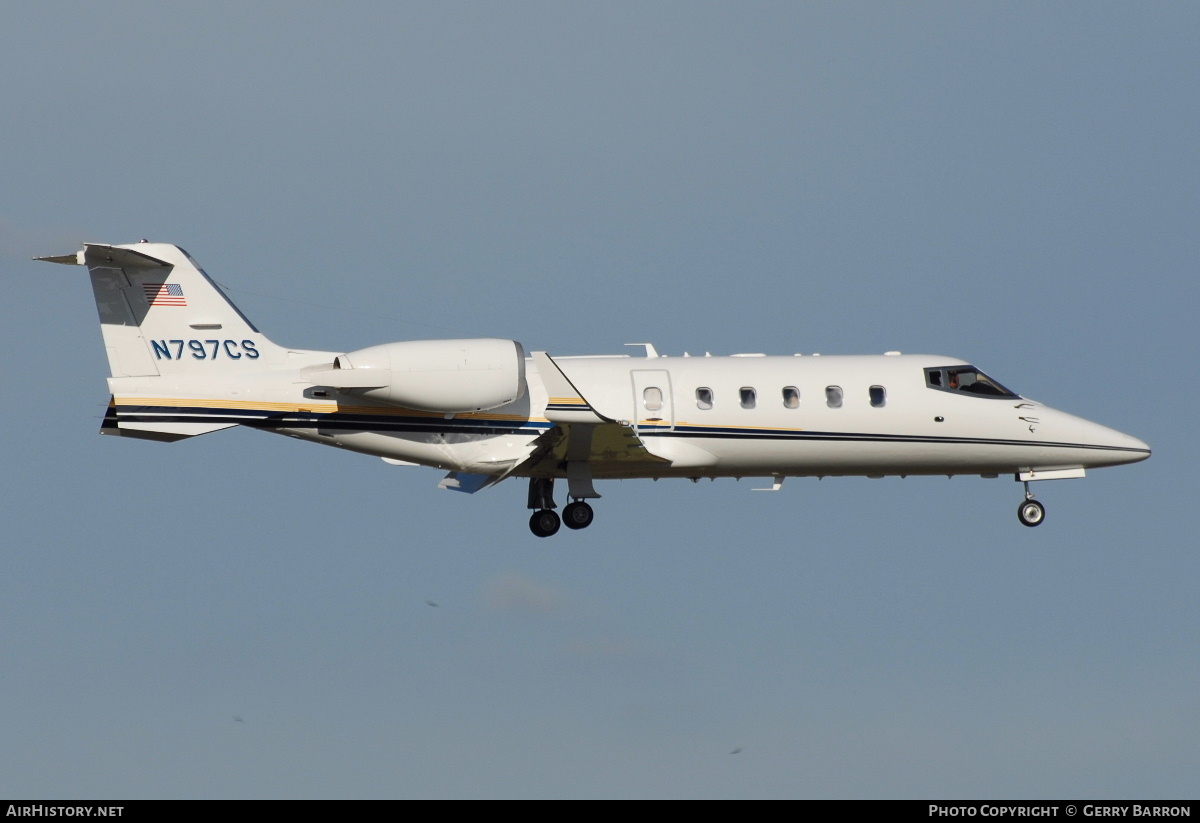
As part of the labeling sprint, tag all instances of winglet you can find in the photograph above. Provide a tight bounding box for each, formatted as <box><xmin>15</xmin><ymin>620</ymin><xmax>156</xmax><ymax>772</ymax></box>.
<box><xmin>531</xmin><ymin>351</ymin><xmax>613</xmax><ymax>424</ymax></box>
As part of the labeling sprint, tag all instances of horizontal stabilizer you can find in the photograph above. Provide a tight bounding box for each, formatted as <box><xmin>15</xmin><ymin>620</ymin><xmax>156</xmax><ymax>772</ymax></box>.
<box><xmin>34</xmin><ymin>253</ymin><xmax>85</xmax><ymax>265</ymax></box>
<box><xmin>100</xmin><ymin>397</ymin><xmax>237</xmax><ymax>442</ymax></box>
<box><xmin>37</xmin><ymin>244</ymin><xmax>171</xmax><ymax>269</ymax></box>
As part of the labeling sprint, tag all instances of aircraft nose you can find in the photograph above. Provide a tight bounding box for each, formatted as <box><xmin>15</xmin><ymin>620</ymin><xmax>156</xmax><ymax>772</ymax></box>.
<box><xmin>1102</xmin><ymin>427</ymin><xmax>1151</xmax><ymax>464</ymax></box>
<box><xmin>1058</xmin><ymin>412</ymin><xmax>1151</xmax><ymax>467</ymax></box>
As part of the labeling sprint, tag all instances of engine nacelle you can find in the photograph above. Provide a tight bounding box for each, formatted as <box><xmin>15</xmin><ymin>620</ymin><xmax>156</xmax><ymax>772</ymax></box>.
<box><xmin>325</xmin><ymin>338</ymin><xmax>527</xmax><ymax>413</ymax></box>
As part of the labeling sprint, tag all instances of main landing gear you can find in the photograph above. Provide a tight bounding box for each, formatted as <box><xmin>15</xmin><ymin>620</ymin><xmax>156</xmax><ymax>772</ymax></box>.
<box><xmin>1017</xmin><ymin>481</ymin><xmax>1046</xmax><ymax>527</ymax></box>
<box><xmin>562</xmin><ymin>500</ymin><xmax>594</xmax><ymax>530</ymax></box>
<box><xmin>529</xmin><ymin>509</ymin><xmax>561</xmax><ymax>538</ymax></box>
<box><xmin>527</xmin><ymin>478</ymin><xmax>595</xmax><ymax>538</ymax></box>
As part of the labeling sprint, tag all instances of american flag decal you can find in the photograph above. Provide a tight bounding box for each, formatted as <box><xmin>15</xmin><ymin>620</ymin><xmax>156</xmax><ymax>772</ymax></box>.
<box><xmin>142</xmin><ymin>283</ymin><xmax>187</xmax><ymax>307</ymax></box>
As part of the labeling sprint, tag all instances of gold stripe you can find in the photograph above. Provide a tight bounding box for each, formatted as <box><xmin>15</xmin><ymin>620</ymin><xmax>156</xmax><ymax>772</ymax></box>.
<box><xmin>113</xmin><ymin>397</ymin><xmax>541</xmax><ymax>424</ymax></box>
<box><xmin>675</xmin><ymin>421</ymin><xmax>805</xmax><ymax>433</ymax></box>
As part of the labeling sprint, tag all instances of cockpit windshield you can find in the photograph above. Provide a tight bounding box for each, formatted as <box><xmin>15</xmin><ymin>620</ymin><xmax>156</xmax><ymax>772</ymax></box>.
<box><xmin>925</xmin><ymin>366</ymin><xmax>1018</xmax><ymax>398</ymax></box>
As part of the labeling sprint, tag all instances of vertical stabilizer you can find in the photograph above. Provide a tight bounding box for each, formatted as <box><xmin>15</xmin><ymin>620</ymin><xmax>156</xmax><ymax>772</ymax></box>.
<box><xmin>39</xmin><ymin>242</ymin><xmax>285</xmax><ymax>377</ymax></box>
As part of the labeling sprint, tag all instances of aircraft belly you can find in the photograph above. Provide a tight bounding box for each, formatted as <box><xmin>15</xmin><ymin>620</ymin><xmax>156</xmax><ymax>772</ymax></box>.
<box><xmin>443</xmin><ymin>432</ymin><xmax>538</xmax><ymax>474</ymax></box>
<box><xmin>280</xmin><ymin>422</ymin><xmax>1097</xmax><ymax>479</ymax></box>
<box><xmin>324</xmin><ymin>430</ymin><xmax>537</xmax><ymax>473</ymax></box>
<box><xmin>647</xmin><ymin>432</ymin><xmax>1066</xmax><ymax>477</ymax></box>
<box><xmin>268</xmin><ymin>426</ymin><xmax>461</xmax><ymax>470</ymax></box>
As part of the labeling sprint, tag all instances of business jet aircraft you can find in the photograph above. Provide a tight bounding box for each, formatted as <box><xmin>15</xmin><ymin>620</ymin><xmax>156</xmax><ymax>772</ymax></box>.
<box><xmin>41</xmin><ymin>241</ymin><xmax>1150</xmax><ymax>537</ymax></box>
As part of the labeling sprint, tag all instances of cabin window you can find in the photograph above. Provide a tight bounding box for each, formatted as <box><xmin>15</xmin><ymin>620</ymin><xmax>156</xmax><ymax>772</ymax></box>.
<box><xmin>782</xmin><ymin>386</ymin><xmax>800</xmax><ymax>409</ymax></box>
<box><xmin>740</xmin><ymin>387</ymin><xmax>757</xmax><ymax>409</ymax></box>
<box><xmin>643</xmin><ymin>387</ymin><xmax>663</xmax><ymax>411</ymax></box>
<box><xmin>870</xmin><ymin>385</ymin><xmax>886</xmax><ymax>407</ymax></box>
<box><xmin>696</xmin><ymin>387</ymin><xmax>713</xmax><ymax>410</ymax></box>
<box><xmin>825</xmin><ymin>385</ymin><xmax>843</xmax><ymax>408</ymax></box>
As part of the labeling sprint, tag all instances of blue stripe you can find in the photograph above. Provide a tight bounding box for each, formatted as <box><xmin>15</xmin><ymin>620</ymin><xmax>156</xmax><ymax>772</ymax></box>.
<box><xmin>115</xmin><ymin>404</ymin><xmax>551</xmax><ymax>436</ymax></box>
<box><xmin>648</xmin><ymin>425</ymin><xmax>1146</xmax><ymax>454</ymax></box>
<box><xmin>111</xmin><ymin>404</ymin><xmax>1148</xmax><ymax>456</ymax></box>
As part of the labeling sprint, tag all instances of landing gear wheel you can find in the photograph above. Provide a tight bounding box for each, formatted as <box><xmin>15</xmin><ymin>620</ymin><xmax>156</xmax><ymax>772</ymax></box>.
<box><xmin>529</xmin><ymin>509</ymin><xmax>561</xmax><ymax>538</ymax></box>
<box><xmin>562</xmin><ymin>501</ymin><xmax>594</xmax><ymax>530</ymax></box>
<box><xmin>1018</xmin><ymin>499</ymin><xmax>1046</xmax><ymax>528</ymax></box>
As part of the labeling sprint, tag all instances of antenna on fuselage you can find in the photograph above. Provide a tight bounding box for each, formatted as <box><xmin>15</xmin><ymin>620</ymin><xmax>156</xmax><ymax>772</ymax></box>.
<box><xmin>624</xmin><ymin>342</ymin><xmax>659</xmax><ymax>358</ymax></box>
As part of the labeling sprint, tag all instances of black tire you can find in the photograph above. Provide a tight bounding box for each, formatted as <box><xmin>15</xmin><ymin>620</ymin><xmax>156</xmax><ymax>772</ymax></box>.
<box><xmin>529</xmin><ymin>509</ymin><xmax>561</xmax><ymax>538</ymax></box>
<box><xmin>562</xmin><ymin>501</ymin><xmax>594</xmax><ymax>530</ymax></box>
<box><xmin>1018</xmin><ymin>499</ymin><xmax>1046</xmax><ymax>528</ymax></box>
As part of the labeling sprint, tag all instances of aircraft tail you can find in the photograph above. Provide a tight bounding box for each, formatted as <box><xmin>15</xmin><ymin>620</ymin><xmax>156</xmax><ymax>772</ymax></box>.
<box><xmin>39</xmin><ymin>242</ymin><xmax>321</xmax><ymax>442</ymax></box>
<box><xmin>38</xmin><ymin>242</ymin><xmax>285</xmax><ymax>378</ymax></box>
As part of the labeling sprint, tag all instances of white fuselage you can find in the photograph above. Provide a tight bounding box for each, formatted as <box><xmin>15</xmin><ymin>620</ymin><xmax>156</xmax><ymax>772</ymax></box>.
<box><xmin>245</xmin><ymin>352</ymin><xmax>1148</xmax><ymax>480</ymax></box>
<box><xmin>49</xmin><ymin>241</ymin><xmax>1150</xmax><ymax>532</ymax></box>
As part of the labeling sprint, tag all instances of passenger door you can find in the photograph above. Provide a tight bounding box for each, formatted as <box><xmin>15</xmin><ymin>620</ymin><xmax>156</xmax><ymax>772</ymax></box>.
<box><xmin>630</xmin><ymin>369</ymin><xmax>674</xmax><ymax>434</ymax></box>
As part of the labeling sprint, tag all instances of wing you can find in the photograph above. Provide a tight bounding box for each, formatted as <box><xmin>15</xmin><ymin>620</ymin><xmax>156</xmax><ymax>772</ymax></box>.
<box><xmin>515</xmin><ymin>419</ymin><xmax>668</xmax><ymax>478</ymax></box>
<box><xmin>439</xmin><ymin>351</ymin><xmax>669</xmax><ymax>496</ymax></box>
<box><xmin>515</xmin><ymin>352</ymin><xmax>669</xmax><ymax>494</ymax></box>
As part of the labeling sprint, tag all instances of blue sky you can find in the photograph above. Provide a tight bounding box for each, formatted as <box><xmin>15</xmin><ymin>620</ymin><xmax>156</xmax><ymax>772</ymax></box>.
<box><xmin>1</xmin><ymin>2</ymin><xmax>1195</xmax><ymax>798</ymax></box>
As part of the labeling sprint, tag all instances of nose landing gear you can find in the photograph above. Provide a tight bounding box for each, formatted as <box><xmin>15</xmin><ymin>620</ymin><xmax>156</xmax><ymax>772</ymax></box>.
<box><xmin>1017</xmin><ymin>481</ymin><xmax>1046</xmax><ymax>527</ymax></box>
<box><xmin>1018</xmin><ymin>498</ymin><xmax>1046</xmax><ymax>527</ymax></box>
